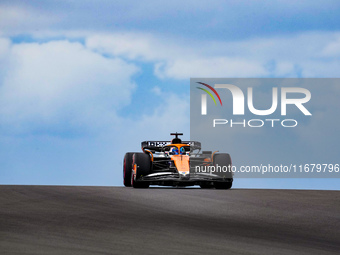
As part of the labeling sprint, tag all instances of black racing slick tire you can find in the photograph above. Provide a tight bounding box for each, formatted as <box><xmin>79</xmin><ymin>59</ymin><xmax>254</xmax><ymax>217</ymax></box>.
<box><xmin>213</xmin><ymin>153</ymin><xmax>233</xmax><ymax>189</ymax></box>
<box><xmin>131</xmin><ymin>153</ymin><xmax>151</xmax><ymax>188</ymax></box>
<box><xmin>123</xmin><ymin>152</ymin><xmax>136</xmax><ymax>187</ymax></box>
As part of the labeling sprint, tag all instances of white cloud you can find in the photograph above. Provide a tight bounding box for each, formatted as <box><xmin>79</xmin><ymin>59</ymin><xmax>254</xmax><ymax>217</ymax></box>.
<box><xmin>86</xmin><ymin>31</ymin><xmax>340</xmax><ymax>79</ymax></box>
<box><xmin>0</xmin><ymin>40</ymin><xmax>138</xmax><ymax>133</ymax></box>
<box><xmin>86</xmin><ymin>33</ymin><xmax>271</xmax><ymax>79</ymax></box>
<box><xmin>86</xmin><ymin>33</ymin><xmax>183</xmax><ymax>62</ymax></box>
<box><xmin>151</xmin><ymin>86</ymin><xmax>162</xmax><ymax>95</ymax></box>
<box><xmin>133</xmin><ymin>92</ymin><xmax>189</xmax><ymax>136</ymax></box>
<box><xmin>155</xmin><ymin>57</ymin><xmax>267</xmax><ymax>79</ymax></box>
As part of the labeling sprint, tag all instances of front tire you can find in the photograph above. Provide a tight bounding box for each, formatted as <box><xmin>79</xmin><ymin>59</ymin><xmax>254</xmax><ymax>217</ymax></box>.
<box><xmin>131</xmin><ymin>153</ymin><xmax>151</xmax><ymax>188</ymax></box>
<box><xmin>213</xmin><ymin>153</ymin><xmax>233</xmax><ymax>189</ymax></box>
<box><xmin>123</xmin><ymin>152</ymin><xmax>136</xmax><ymax>187</ymax></box>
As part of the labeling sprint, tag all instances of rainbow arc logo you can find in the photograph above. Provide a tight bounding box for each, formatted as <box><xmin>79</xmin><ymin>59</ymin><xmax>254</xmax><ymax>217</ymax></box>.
<box><xmin>196</xmin><ymin>82</ymin><xmax>222</xmax><ymax>106</ymax></box>
<box><xmin>196</xmin><ymin>82</ymin><xmax>222</xmax><ymax>115</ymax></box>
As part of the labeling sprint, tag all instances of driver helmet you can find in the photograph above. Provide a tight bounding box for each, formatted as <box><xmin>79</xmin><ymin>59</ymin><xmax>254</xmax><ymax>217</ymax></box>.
<box><xmin>170</xmin><ymin>147</ymin><xmax>179</xmax><ymax>155</ymax></box>
<box><xmin>180</xmin><ymin>147</ymin><xmax>186</xmax><ymax>155</ymax></box>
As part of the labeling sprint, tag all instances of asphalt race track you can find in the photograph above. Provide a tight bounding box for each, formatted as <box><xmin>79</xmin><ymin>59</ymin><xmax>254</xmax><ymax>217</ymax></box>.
<box><xmin>0</xmin><ymin>186</ymin><xmax>339</xmax><ymax>254</ymax></box>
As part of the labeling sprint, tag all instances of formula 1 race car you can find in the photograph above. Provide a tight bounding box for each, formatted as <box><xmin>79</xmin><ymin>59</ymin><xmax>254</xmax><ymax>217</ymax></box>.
<box><xmin>123</xmin><ymin>133</ymin><xmax>233</xmax><ymax>189</ymax></box>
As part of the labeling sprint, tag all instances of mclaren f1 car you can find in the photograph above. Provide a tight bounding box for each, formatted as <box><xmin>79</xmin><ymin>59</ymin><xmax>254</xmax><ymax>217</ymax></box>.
<box><xmin>123</xmin><ymin>133</ymin><xmax>233</xmax><ymax>189</ymax></box>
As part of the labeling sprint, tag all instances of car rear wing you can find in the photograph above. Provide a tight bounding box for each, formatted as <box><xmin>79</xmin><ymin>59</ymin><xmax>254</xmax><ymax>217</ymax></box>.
<box><xmin>141</xmin><ymin>141</ymin><xmax>201</xmax><ymax>151</ymax></box>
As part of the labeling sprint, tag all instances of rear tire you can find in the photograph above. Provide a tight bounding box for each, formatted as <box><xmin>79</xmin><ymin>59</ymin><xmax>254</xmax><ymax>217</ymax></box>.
<box><xmin>123</xmin><ymin>152</ymin><xmax>136</xmax><ymax>187</ymax></box>
<box><xmin>213</xmin><ymin>153</ymin><xmax>233</xmax><ymax>189</ymax></box>
<box><xmin>131</xmin><ymin>153</ymin><xmax>151</xmax><ymax>188</ymax></box>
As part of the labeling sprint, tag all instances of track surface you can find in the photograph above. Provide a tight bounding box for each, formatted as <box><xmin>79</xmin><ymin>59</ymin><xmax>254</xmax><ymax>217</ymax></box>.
<box><xmin>0</xmin><ymin>186</ymin><xmax>339</xmax><ymax>254</ymax></box>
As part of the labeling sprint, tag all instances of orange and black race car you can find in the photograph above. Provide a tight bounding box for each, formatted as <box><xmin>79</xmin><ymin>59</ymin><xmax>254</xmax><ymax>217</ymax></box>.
<box><xmin>123</xmin><ymin>133</ymin><xmax>233</xmax><ymax>189</ymax></box>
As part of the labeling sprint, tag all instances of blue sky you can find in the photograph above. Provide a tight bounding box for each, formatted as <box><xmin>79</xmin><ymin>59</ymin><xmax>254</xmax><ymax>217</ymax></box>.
<box><xmin>0</xmin><ymin>1</ymin><xmax>339</xmax><ymax>189</ymax></box>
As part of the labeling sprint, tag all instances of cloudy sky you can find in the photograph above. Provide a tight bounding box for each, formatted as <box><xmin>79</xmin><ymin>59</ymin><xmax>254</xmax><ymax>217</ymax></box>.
<box><xmin>0</xmin><ymin>0</ymin><xmax>339</xmax><ymax>189</ymax></box>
